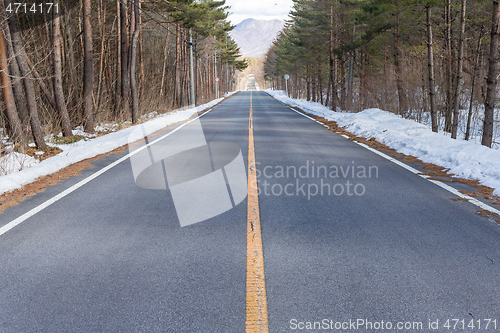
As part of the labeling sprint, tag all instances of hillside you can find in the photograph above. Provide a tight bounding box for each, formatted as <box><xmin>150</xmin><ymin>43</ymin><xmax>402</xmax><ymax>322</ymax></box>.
<box><xmin>230</xmin><ymin>19</ymin><xmax>285</xmax><ymax>58</ymax></box>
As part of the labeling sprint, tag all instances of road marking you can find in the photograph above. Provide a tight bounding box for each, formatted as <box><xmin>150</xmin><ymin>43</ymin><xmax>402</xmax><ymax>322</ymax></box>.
<box><xmin>277</xmin><ymin>100</ymin><xmax>500</xmax><ymax>217</ymax></box>
<box><xmin>355</xmin><ymin>141</ymin><xmax>500</xmax><ymax>216</ymax></box>
<box><xmin>287</xmin><ymin>107</ymin><xmax>324</xmax><ymax>125</ymax></box>
<box><xmin>0</xmin><ymin>108</ymin><xmax>216</xmax><ymax>237</ymax></box>
<box><xmin>246</xmin><ymin>92</ymin><xmax>269</xmax><ymax>332</ymax></box>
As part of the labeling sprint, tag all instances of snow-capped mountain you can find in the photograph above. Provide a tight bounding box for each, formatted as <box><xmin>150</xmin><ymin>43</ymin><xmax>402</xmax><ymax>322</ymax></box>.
<box><xmin>230</xmin><ymin>19</ymin><xmax>285</xmax><ymax>58</ymax></box>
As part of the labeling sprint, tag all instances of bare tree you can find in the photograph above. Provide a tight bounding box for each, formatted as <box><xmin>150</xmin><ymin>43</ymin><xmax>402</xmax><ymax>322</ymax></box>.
<box><xmin>329</xmin><ymin>2</ymin><xmax>338</xmax><ymax>112</ymax></box>
<box><xmin>6</xmin><ymin>0</ymin><xmax>47</xmax><ymax>149</ymax></box>
<box><xmin>64</xmin><ymin>10</ymin><xmax>78</xmax><ymax>111</ymax></box>
<box><xmin>2</xmin><ymin>16</ymin><xmax>28</xmax><ymax>128</ymax></box>
<box><xmin>0</xmin><ymin>20</ymin><xmax>26</xmax><ymax>148</ymax></box>
<box><xmin>120</xmin><ymin>0</ymin><xmax>130</xmax><ymax>116</ymax></box>
<box><xmin>159</xmin><ymin>34</ymin><xmax>168</xmax><ymax>97</ymax></box>
<box><xmin>451</xmin><ymin>0</ymin><xmax>467</xmax><ymax>139</ymax></box>
<box><xmin>0</xmin><ymin>0</ymin><xmax>244</xmax><ymax>147</ymax></box>
<box><xmin>114</xmin><ymin>0</ymin><xmax>121</xmax><ymax>115</ymax></box>
<box><xmin>83</xmin><ymin>0</ymin><xmax>94</xmax><ymax>132</ymax></box>
<box><xmin>426</xmin><ymin>5</ymin><xmax>438</xmax><ymax>132</ymax></box>
<box><xmin>393</xmin><ymin>2</ymin><xmax>407</xmax><ymax>115</ymax></box>
<box><xmin>130</xmin><ymin>0</ymin><xmax>140</xmax><ymax>123</ymax></box>
<box><xmin>466</xmin><ymin>28</ymin><xmax>484</xmax><ymax>141</ymax></box>
<box><xmin>444</xmin><ymin>0</ymin><xmax>453</xmax><ymax>132</ymax></box>
<box><xmin>482</xmin><ymin>0</ymin><xmax>500</xmax><ymax>147</ymax></box>
<box><xmin>52</xmin><ymin>11</ymin><xmax>73</xmax><ymax>137</ymax></box>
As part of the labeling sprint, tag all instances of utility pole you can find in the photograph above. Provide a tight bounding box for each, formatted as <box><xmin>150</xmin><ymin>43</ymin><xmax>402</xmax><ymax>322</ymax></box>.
<box><xmin>226</xmin><ymin>34</ymin><xmax>229</xmax><ymax>94</ymax></box>
<box><xmin>189</xmin><ymin>29</ymin><xmax>195</xmax><ymax>106</ymax></box>
<box><xmin>284</xmin><ymin>74</ymin><xmax>289</xmax><ymax>96</ymax></box>
<box><xmin>214</xmin><ymin>51</ymin><xmax>218</xmax><ymax>98</ymax></box>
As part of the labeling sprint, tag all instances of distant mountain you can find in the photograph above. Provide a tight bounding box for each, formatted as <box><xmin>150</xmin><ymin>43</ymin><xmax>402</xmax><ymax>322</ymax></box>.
<box><xmin>230</xmin><ymin>19</ymin><xmax>285</xmax><ymax>58</ymax></box>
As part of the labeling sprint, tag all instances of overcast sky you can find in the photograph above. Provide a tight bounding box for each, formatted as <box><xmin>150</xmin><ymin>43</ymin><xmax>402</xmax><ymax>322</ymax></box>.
<box><xmin>225</xmin><ymin>0</ymin><xmax>294</xmax><ymax>25</ymax></box>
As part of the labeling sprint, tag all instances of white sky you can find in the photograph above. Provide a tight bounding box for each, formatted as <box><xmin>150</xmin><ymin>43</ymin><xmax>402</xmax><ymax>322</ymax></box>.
<box><xmin>224</xmin><ymin>0</ymin><xmax>294</xmax><ymax>25</ymax></box>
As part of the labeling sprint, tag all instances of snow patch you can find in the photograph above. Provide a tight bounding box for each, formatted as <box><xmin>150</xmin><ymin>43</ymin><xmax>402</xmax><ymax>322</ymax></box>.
<box><xmin>0</xmin><ymin>152</ymin><xmax>39</xmax><ymax>177</ymax></box>
<box><xmin>266</xmin><ymin>89</ymin><xmax>500</xmax><ymax>195</ymax></box>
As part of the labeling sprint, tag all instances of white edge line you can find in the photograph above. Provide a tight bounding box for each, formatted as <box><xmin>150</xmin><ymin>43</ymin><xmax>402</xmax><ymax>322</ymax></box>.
<box><xmin>285</xmin><ymin>105</ymin><xmax>500</xmax><ymax>217</ymax></box>
<box><xmin>0</xmin><ymin>108</ymin><xmax>215</xmax><ymax>237</ymax></box>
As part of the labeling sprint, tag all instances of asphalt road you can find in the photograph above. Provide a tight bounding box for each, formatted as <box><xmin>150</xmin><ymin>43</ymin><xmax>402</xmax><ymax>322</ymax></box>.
<box><xmin>1</xmin><ymin>91</ymin><xmax>500</xmax><ymax>332</ymax></box>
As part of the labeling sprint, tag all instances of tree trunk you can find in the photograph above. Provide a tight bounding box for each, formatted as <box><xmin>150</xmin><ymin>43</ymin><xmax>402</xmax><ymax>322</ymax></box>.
<box><xmin>52</xmin><ymin>11</ymin><xmax>73</xmax><ymax>137</ymax></box>
<box><xmin>340</xmin><ymin>56</ymin><xmax>346</xmax><ymax>110</ymax></box>
<box><xmin>160</xmin><ymin>35</ymin><xmax>168</xmax><ymax>97</ymax></box>
<box><xmin>120</xmin><ymin>0</ymin><xmax>130</xmax><ymax>116</ymax></box>
<box><xmin>466</xmin><ymin>31</ymin><xmax>484</xmax><ymax>141</ymax></box>
<box><xmin>115</xmin><ymin>0</ymin><xmax>121</xmax><ymax>115</ymax></box>
<box><xmin>306</xmin><ymin>64</ymin><xmax>311</xmax><ymax>101</ymax></box>
<box><xmin>444</xmin><ymin>0</ymin><xmax>453</xmax><ymax>132</ymax></box>
<box><xmin>208</xmin><ymin>55</ymin><xmax>212</xmax><ymax>101</ymax></box>
<box><xmin>318</xmin><ymin>63</ymin><xmax>323</xmax><ymax>105</ymax></box>
<box><xmin>0</xmin><ymin>19</ymin><xmax>26</xmax><ymax>148</ymax></box>
<box><xmin>83</xmin><ymin>0</ymin><xmax>94</xmax><ymax>132</ymax></box>
<box><xmin>393</xmin><ymin>8</ymin><xmax>407</xmax><ymax>116</ymax></box>
<box><xmin>96</xmin><ymin>0</ymin><xmax>107</xmax><ymax>113</ymax></box>
<box><xmin>175</xmin><ymin>24</ymin><xmax>181</xmax><ymax>107</ymax></box>
<box><xmin>64</xmin><ymin>9</ymin><xmax>79</xmax><ymax>111</ymax></box>
<box><xmin>329</xmin><ymin>3</ymin><xmax>338</xmax><ymax>112</ymax></box>
<box><xmin>311</xmin><ymin>70</ymin><xmax>317</xmax><ymax>102</ymax></box>
<box><xmin>2</xmin><ymin>16</ymin><xmax>28</xmax><ymax>128</ymax></box>
<box><xmin>451</xmin><ymin>0</ymin><xmax>467</xmax><ymax>139</ymax></box>
<box><xmin>426</xmin><ymin>5</ymin><xmax>438</xmax><ymax>132</ymax></box>
<box><xmin>130</xmin><ymin>0</ymin><xmax>140</xmax><ymax>123</ymax></box>
<box><xmin>292</xmin><ymin>76</ymin><xmax>296</xmax><ymax>97</ymax></box>
<box><xmin>348</xmin><ymin>53</ymin><xmax>354</xmax><ymax>110</ymax></box>
<box><xmin>482</xmin><ymin>0</ymin><xmax>500</xmax><ymax>148</ymax></box>
<box><xmin>7</xmin><ymin>0</ymin><xmax>47</xmax><ymax>149</ymax></box>
<box><xmin>139</xmin><ymin>0</ymin><xmax>144</xmax><ymax>99</ymax></box>
<box><xmin>181</xmin><ymin>30</ymin><xmax>188</xmax><ymax>105</ymax></box>
<box><xmin>333</xmin><ymin>3</ymin><xmax>338</xmax><ymax>111</ymax></box>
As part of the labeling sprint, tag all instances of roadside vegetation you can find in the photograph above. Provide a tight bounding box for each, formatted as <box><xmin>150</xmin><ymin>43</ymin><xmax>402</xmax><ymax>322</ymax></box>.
<box><xmin>0</xmin><ymin>0</ymin><xmax>247</xmax><ymax>153</ymax></box>
<box><xmin>264</xmin><ymin>0</ymin><xmax>499</xmax><ymax>148</ymax></box>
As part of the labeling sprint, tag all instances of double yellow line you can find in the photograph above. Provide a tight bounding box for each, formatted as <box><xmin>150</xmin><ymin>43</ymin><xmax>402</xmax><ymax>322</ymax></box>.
<box><xmin>246</xmin><ymin>92</ymin><xmax>269</xmax><ymax>332</ymax></box>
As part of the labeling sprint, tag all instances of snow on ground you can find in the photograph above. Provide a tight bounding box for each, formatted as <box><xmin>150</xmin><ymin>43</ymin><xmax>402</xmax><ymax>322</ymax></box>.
<box><xmin>0</xmin><ymin>93</ymin><xmax>235</xmax><ymax>196</ymax></box>
<box><xmin>417</xmin><ymin>103</ymin><xmax>500</xmax><ymax>148</ymax></box>
<box><xmin>0</xmin><ymin>153</ymin><xmax>39</xmax><ymax>177</ymax></box>
<box><xmin>266</xmin><ymin>89</ymin><xmax>500</xmax><ymax>195</ymax></box>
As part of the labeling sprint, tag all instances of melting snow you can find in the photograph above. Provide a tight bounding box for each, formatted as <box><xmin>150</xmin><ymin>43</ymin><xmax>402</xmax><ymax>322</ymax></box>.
<box><xmin>266</xmin><ymin>89</ymin><xmax>500</xmax><ymax>195</ymax></box>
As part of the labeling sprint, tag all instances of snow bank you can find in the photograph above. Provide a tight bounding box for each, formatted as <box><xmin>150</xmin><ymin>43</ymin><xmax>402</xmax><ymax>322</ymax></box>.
<box><xmin>0</xmin><ymin>93</ymin><xmax>235</xmax><ymax>196</ymax></box>
<box><xmin>266</xmin><ymin>89</ymin><xmax>500</xmax><ymax>195</ymax></box>
<box><xmin>0</xmin><ymin>152</ymin><xmax>39</xmax><ymax>177</ymax></box>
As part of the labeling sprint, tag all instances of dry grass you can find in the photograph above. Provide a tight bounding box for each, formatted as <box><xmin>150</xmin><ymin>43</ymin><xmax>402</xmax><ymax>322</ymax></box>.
<box><xmin>25</xmin><ymin>146</ymin><xmax>62</xmax><ymax>161</ymax></box>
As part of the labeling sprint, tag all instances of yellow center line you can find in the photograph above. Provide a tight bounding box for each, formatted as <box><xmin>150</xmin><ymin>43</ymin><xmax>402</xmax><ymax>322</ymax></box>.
<box><xmin>246</xmin><ymin>92</ymin><xmax>269</xmax><ymax>332</ymax></box>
